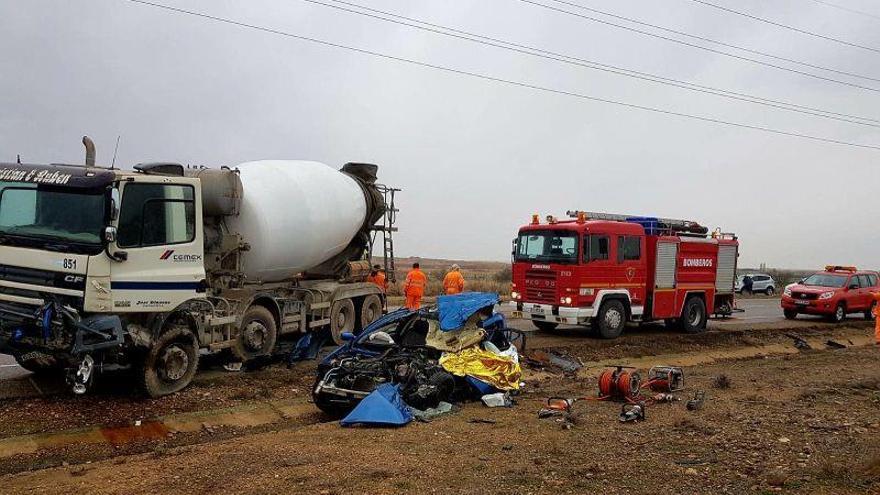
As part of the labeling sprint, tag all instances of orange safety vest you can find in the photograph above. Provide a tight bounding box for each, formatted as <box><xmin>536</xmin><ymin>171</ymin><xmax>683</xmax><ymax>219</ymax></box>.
<box><xmin>404</xmin><ymin>269</ymin><xmax>427</xmax><ymax>297</ymax></box>
<box><xmin>367</xmin><ymin>272</ymin><xmax>387</xmax><ymax>292</ymax></box>
<box><xmin>443</xmin><ymin>271</ymin><xmax>465</xmax><ymax>295</ymax></box>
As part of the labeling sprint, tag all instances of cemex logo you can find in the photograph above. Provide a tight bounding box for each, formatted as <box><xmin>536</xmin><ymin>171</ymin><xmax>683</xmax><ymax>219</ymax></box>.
<box><xmin>160</xmin><ymin>250</ymin><xmax>175</xmax><ymax>260</ymax></box>
<box><xmin>159</xmin><ymin>250</ymin><xmax>202</xmax><ymax>263</ymax></box>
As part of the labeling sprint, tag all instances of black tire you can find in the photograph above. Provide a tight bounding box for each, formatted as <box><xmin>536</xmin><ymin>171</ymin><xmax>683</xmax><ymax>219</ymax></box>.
<box><xmin>138</xmin><ymin>324</ymin><xmax>199</xmax><ymax>398</ymax></box>
<box><xmin>11</xmin><ymin>351</ymin><xmax>61</xmax><ymax>375</ymax></box>
<box><xmin>594</xmin><ymin>300</ymin><xmax>626</xmax><ymax>339</ymax></box>
<box><xmin>830</xmin><ymin>303</ymin><xmax>846</xmax><ymax>323</ymax></box>
<box><xmin>330</xmin><ymin>298</ymin><xmax>357</xmax><ymax>345</ymax></box>
<box><xmin>866</xmin><ymin>301</ymin><xmax>877</xmax><ymax>321</ymax></box>
<box><xmin>358</xmin><ymin>294</ymin><xmax>383</xmax><ymax>332</ymax></box>
<box><xmin>311</xmin><ymin>375</ymin><xmax>353</xmax><ymax>417</ymax></box>
<box><xmin>680</xmin><ymin>297</ymin><xmax>708</xmax><ymax>334</ymax></box>
<box><xmin>765</xmin><ymin>286</ymin><xmax>775</xmax><ymax>296</ymax></box>
<box><xmin>233</xmin><ymin>305</ymin><xmax>278</xmax><ymax>361</ymax></box>
<box><xmin>532</xmin><ymin>320</ymin><xmax>559</xmax><ymax>332</ymax></box>
<box><xmin>783</xmin><ymin>309</ymin><xmax>798</xmax><ymax>320</ymax></box>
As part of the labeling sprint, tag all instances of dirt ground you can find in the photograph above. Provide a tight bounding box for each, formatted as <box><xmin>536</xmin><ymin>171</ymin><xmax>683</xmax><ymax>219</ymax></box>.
<box><xmin>0</xmin><ymin>322</ymin><xmax>878</xmax><ymax>494</ymax></box>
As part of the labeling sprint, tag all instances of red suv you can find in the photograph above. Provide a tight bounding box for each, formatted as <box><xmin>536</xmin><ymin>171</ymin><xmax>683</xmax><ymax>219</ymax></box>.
<box><xmin>781</xmin><ymin>266</ymin><xmax>879</xmax><ymax>322</ymax></box>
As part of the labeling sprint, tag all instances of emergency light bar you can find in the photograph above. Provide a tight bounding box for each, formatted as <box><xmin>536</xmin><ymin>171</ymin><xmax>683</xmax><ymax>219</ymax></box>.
<box><xmin>825</xmin><ymin>265</ymin><xmax>857</xmax><ymax>273</ymax></box>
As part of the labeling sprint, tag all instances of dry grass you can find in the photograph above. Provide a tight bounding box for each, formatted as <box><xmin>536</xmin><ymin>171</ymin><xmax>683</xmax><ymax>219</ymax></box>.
<box><xmin>376</xmin><ymin>257</ymin><xmax>511</xmax><ymax>297</ymax></box>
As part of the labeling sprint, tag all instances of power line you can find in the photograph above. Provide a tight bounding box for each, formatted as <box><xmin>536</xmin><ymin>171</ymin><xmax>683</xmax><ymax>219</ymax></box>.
<box><xmin>685</xmin><ymin>0</ymin><xmax>880</xmax><ymax>54</ymax></box>
<box><xmin>120</xmin><ymin>0</ymin><xmax>880</xmax><ymax>151</ymax></box>
<box><xmin>540</xmin><ymin>0</ymin><xmax>880</xmax><ymax>83</ymax></box>
<box><xmin>808</xmin><ymin>0</ymin><xmax>880</xmax><ymax>22</ymax></box>
<box><xmin>516</xmin><ymin>0</ymin><xmax>880</xmax><ymax>93</ymax></box>
<box><xmin>305</xmin><ymin>0</ymin><xmax>880</xmax><ymax>128</ymax></box>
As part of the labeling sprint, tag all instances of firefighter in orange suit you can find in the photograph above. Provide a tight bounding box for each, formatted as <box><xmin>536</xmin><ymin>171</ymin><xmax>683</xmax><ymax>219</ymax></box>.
<box><xmin>367</xmin><ymin>264</ymin><xmax>387</xmax><ymax>292</ymax></box>
<box><xmin>443</xmin><ymin>264</ymin><xmax>465</xmax><ymax>295</ymax></box>
<box><xmin>872</xmin><ymin>290</ymin><xmax>880</xmax><ymax>345</ymax></box>
<box><xmin>404</xmin><ymin>263</ymin><xmax>427</xmax><ymax>310</ymax></box>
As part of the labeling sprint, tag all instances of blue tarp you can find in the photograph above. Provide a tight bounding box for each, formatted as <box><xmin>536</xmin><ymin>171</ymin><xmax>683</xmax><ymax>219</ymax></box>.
<box><xmin>438</xmin><ymin>292</ymin><xmax>501</xmax><ymax>331</ymax></box>
<box><xmin>340</xmin><ymin>383</ymin><xmax>413</xmax><ymax>427</ymax></box>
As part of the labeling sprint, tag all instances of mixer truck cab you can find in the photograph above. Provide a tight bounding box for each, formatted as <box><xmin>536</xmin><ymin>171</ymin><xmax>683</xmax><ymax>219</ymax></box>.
<box><xmin>0</xmin><ymin>138</ymin><xmax>398</xmax><ymax>397</ymax></box>
<box><xmin>510</xmin><ymin>212</ymin><xmax>738</xmax><ymax>339</ymax></box>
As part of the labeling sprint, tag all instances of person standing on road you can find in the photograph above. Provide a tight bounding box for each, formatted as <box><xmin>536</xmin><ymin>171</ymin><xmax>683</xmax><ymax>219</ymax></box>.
<box><xmin>442</xmin><ymin>264</ymin><xmax>465</xmax><ymax>295</ymax></box>
<box><xmin>404</xmin><ymin>262</ymin><xmax>427</xmax><ymax>310</ymax></box>
<box><xmin>742</xmin><ymin>275</ymin><xmax>754</xmax><ymax>295</ymax></box>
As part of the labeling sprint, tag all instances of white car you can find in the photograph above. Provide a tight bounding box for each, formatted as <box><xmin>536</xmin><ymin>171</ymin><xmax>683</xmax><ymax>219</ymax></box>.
<box><xmin>735</xmin><ymin>273</ymin><xmax>777</xmax><ymax>295</ymax></box>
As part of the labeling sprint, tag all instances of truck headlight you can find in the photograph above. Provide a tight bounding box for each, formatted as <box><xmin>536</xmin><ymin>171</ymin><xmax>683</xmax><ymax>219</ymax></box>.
<box><xmin>511</xmin><ymin>291</ymin><xmax>520</xmax><ymax>300</ymax></box>
<box><xmin>819</xmin><ymin>291</ymin><xmax>834</xmax><ymax>300</ymax></box>
<box><xmin>560</xmin><ymin>296</ymin><xmax>572</xmax><ymax>305</ymax></box>
<box><xmin>783</xmin><ymin>287</ymin><xmax>792</xmax><ymax>297</ymax></box>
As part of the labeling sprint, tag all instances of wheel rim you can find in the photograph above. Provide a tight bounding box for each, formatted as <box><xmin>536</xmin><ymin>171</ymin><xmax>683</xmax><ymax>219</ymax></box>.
<box><xmin>243</xmin><ymin>320</ymin><xmax>268</xmax><ymax>352</ymax></box>
<box><xmin>159</xmin><ymin>345</ymin><xmax>189</xmax><ymax>382</ymax></box>
<box><xmin>767</xmin><ymin>288</ymin><xmax>774</xmax><ymax>295</ymax></box>
<box><xmin>688</xmin><ymin>306</ymin><xmax>702</xmax><ymax>326</ymax></box>
<box><xmin>336</xmin><ymin>311</ymin><xmax>348</xmax><ymax>329</ymax></box>
<box><xmin>836</xmin><ymin>307</ymin><xmax>844</xmax><ymax>320</ymax></box>
<box><xmin>605</xmin><ymin>308</ymin><xmax>622</xmax><ymax>328</ymax></box>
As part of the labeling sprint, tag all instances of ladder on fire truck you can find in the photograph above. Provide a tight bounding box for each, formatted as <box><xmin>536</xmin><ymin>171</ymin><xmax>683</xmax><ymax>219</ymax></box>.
<box><xmin>371</xmin><ymin>184</ymin><xmax>401</xmax><ymax>283</ymax></box>
<box><xmin>565</xmin><ymin>210</ymin><xmax>709</xmax><ymax>237</ymax></box>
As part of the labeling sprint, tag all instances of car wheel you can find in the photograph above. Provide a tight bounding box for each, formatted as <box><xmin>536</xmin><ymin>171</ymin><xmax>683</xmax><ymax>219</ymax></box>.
<box><xmin>765</xmin><ymin>286</ymin><xmax>775</xmax><ymax>296</ymax></box>
<box><xmin>595</xmin><ymin>300</ymin><xmax>626</xmax><ymax>339</ymax></box>
<box><xmin>233</xmin><ymin>305</ymin><xmax>278</xmax><ymax>361</ymax></box>
<box><xmin>831</xmin><ymin>303</ymin><xmax>846</xmax><ymax>323</ymax></box>
<box><xmin>532</xmin><ymin>320</ymin><xmax>559</xmax><ymax>332</ymax></box>
<box><xmin>138</xmin><ymin>324</ymin><xmax>200</xmax><ymax>398</ymax></box>
<box><xmin>783</xmin><ymin>309</ymin><xmax>798</xmax><ymax>320</ymax></box>
<box><xmin>680</xmin><ymin>297</ymin><xmax>708</xmax><ymax>334</ymax></box>
<box><xmin>866</xmin><ymin>301</ymin><xmax>877</xmax><ymax>321</ymax></box>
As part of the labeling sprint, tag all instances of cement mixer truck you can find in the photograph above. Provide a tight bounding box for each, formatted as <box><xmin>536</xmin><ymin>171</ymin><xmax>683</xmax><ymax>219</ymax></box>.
<box><xmin>0</xmin><ymin>138</ymin><xmax>399</xmax><ymax>396</ymax></box>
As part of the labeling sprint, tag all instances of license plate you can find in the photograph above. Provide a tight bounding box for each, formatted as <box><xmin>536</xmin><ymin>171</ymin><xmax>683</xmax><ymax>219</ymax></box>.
<box><xmin>795</xmin><ymin>300</ymin><xmax>810</xmax><ymax>306</ymax></box>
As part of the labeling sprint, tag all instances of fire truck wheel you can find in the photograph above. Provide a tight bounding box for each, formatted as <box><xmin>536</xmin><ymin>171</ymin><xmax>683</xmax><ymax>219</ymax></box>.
<box><xmin>783</xmin><ymin>309</ymin><xmax>798</xmax><ymax>320</ymax></box>
<box><xmin>595</xmin><ymin>300</ymin><xmax>626</xmax><ymax>339</ymax></box>
<box><xmin>233</xmin><ymin>305</ymin><xmax>278</xmax><ymax>361</ymax></box>
<box><xmin>532</xmin><ymin>320</ymin><xmax>559</xmax><ymax>332</ymax></box>
<box><xmin>330</xmin><ymin>298</ymin><xmax>357</xmax><ymax>345</ymax></box>
<box><xmin>138</xmin><ymin>324</ymin><xmax>200</xmax><ymax>398</ymax></box>
<box><xmin>680</xmin><ymin>297</ymin><xmax>708</xmax><ymax>334</ymax></box>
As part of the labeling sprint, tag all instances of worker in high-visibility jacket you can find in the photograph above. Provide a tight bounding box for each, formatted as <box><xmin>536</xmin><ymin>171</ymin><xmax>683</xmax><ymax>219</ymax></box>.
<box><xmin>443</xmin><ymin>264</ymin><xmax>465</xmax><ymax>295</ymax></box>
<box><xmin>367</xmin><ymin>264</ymin><xmax>388</xmax><ymax>292</ymax></box>
<box><xmin>403</xmin><ymin>262</ymin><xmax>427</xmax><ymax>310</ymax></box>
<box><xmin>872</xmin><ymin>290</ymin><xmax>880</xmax><ymax>345</ymax></box>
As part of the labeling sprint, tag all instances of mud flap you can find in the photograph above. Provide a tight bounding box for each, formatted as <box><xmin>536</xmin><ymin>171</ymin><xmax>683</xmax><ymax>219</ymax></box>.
<box><xmin>71</xmin><ymin>315</ymin><xmax>124</xmax><ymax>354</ymax></box>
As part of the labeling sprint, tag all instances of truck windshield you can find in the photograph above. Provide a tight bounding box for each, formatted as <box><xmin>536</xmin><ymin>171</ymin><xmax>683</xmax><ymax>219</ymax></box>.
<box><xmin>515</xmin><ymin>230</ymin><xmax>579</xmax><ymax>264</ymax></box>
<box><xmin>0</xmin><ymin>182</ymin><xmax>106</xmax><ymax>251</ymax></box>
<box><xmin>802</xmin><ymin>274</ymin><xmax>847</xmax><ymax>288</ymax></box>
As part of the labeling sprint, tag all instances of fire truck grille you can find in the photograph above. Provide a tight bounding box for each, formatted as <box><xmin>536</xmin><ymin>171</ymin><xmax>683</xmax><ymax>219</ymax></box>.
<box><xmin>792</xmin><ymin>291</ymin><xmax>818</xmax><ymax>300</ymax></box>
<box><xmin>524</xmin><ymin>270</ymin><xmax>557</xmax><ymax>304</ymax></box>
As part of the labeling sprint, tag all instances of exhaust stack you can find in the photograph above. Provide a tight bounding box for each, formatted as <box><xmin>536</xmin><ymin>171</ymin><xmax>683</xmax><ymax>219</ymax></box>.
<box><xmin>83</xmin><ymin>136</ymin><xmax>96</xmax><ymax>167</ymax></box>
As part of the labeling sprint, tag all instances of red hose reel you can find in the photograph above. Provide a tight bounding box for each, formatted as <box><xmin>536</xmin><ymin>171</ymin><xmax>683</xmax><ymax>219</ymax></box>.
<box><xmin>596</xmin><ymin>365</ymin><xmax>684</xmax><ymax>403</ymax></box>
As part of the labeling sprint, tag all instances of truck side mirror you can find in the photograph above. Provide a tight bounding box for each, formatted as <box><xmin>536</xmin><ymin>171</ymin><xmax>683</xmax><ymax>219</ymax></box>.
<box><xmin>103</xmin><ymin>226</ymin><xmax>117</xmax><ymax>244</ymax></box>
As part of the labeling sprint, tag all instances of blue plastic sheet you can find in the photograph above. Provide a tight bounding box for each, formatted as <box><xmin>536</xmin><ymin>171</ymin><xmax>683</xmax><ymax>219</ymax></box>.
<box><xmin>340</xmin><ymin>383</ymin><xmax>413</xmax><ymax>427</ymax></box>
<box><xmin>288</xmin><ymin>328</ymin><xmax>331</xmax><ymax>364</ymax></box>
<box><xmin>438</xmin><ymin>292</ymin><xmax>500</xmax><ymax>331</ymax></box>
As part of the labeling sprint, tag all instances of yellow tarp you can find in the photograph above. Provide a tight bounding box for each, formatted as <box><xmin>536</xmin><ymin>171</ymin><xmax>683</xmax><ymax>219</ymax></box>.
<box><xmin>439</xmin><ymin>347</ymin><xmax>521</xmax><ymax>391</ymax></box>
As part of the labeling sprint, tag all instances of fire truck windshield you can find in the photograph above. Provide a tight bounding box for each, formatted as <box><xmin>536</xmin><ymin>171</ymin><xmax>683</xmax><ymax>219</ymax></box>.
<box><xmin>515</xmin><ymin>230</ymin><xmax>579</xmax><ymax>264</ymax></box>
<box><xmin>0</xmin><ymin>182</ymin><xmax>106</xmax><ymax>253</ymax></box>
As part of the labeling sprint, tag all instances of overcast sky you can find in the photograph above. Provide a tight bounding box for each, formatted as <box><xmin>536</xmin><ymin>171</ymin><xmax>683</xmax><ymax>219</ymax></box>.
<box><xmin>1</xmin><ymin>0</ymin><xmax>878</xmax><ymax>269</ymax></box>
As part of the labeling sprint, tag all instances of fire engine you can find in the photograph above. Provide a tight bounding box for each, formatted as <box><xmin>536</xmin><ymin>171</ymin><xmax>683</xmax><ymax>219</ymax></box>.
<box><xmin>509</xmin><ymin>211</ymin><xmax>739</xmax><ymax>338</ymax></box>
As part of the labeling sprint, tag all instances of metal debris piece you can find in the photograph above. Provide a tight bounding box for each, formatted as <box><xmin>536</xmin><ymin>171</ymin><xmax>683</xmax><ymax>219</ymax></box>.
<box><xmin>785</xmin><ymin>333</ymin><xmax>812</xmax><ymax>350</ymax></box>
<box><xmin>619</xmin><ymin>402</ymin><xmax>646</xmax><ymax>422</ymax></box>
<box><xmin>524</xmin><ymin>350</ymin><xmax>582</xmax><ymax>374</ymax></box>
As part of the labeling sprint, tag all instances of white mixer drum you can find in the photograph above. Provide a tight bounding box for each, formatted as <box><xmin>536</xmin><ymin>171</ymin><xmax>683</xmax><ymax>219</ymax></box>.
<box><xmin>228</xmin><ymin>160</ymin><xmax>367</xmax><ymax>282</ymax></box>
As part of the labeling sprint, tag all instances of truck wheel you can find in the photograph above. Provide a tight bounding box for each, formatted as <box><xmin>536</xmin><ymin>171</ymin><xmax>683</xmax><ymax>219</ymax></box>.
<box><xmin>783</xmin><ymin>309</ymin><xmax>798</xmax><ymax>320</ymax></box>
<box><xmin>11</xmin><ymin>351</ymin><xmax>61</xmax><ymax>375</ymax></box>
<box><xmin>594</xmin><ymin>300</ymin><xmax>626</xmax><ymax>339</ymax></box>
<box><xmin>139</xmin><ymin>324</ymin><xmax>199</xmax><ymax>398</ymax></box>
<box><xmin>330</xmin><ymin>298</ymin><xmax>357</xmax><ymax>345</ymax></box>
<box><xmin>358</xmin><ymin>295</ymin><xmax>383</xmax><ymax>332</ymax></box>
<box><xmin>680</xmin><ymin>297</ymin><xmax>707</xmax><ymax>334</ymax></box>
<box><xmin>866</xmin><ymin>301</ymin><xmax>877</xmax><ymax>321</ymax></box>
<box><xmin>532</xmin><ymin>320</ymin><xmax>559</xmax><ymax>332</ymax></box>
<box><xmin>233</xmin><ymin>305</ymin><xmax>278</xmax><ymax>361</ymax></box>
<box><xmin>830</xmin><ymin>303</ymin><xmax>846</xmax><ymax>323</ymax></box>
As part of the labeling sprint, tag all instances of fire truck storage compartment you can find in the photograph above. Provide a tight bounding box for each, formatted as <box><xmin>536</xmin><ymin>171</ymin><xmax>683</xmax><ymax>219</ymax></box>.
<box><xmin>651</xmin><ymin>240</ymin><xmax>678</xmax><ymax>318</ymax></box>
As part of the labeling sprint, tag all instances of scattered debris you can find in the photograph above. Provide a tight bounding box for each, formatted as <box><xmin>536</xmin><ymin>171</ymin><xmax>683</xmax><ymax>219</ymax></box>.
<box><xmin>619</xmin><ymin>402</ymin><xmax>646</xmax><ymax>423</ymax></box>
<box><xmin>481</xmin><ymin>392</ymin><xmax>512</xmax><ymax>408</ymax></box>
<box><xmin>468</xmin><ymin>418</ymin><xmax>497</xmax><ymax>425</ymax></box>
<box><xmin>825</xmin><ymin>340</ymin><xmax>847</xmax><ymax>349</ymax></box>
<box><xmin>411</xmin><ymin>402</ymin><xmax>455</xmax><ymax>422</ymax></box>
<box><xmin>523</xmin><ymin>350</ymin><xmax>582</xmax><ymax>374</ymax></box>
<box><xmin>686</xmin><ymin>391</ymin><xmax>707</xmax><ymax>411</ymax></box>
<box><xmin>785</xmin><ymin>333</ymin><xmax>812</xmax><ymax>350</ymax></box>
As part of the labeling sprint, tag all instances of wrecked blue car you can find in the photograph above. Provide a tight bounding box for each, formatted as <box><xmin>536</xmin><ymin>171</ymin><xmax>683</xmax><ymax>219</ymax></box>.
<box><xmin>312</xmin><ymin>293</ymin><xmax>522</xmax><ymax>416</ymax></box>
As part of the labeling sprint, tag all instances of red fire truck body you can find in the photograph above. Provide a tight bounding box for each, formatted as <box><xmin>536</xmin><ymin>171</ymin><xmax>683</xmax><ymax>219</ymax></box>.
<box><xmin>510</xmin><ymin>212</ymin><xmax>738</xmax><ymax>338</ymax></box>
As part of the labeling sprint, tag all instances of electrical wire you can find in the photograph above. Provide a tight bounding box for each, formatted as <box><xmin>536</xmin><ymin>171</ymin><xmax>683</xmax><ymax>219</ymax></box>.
<box><xmin>807</xmin><ymin>0</ymin><xmax>880</xmax><ymax>22</ymax></box>
<box><xmin>305</xmin><ymin>0</ymin><xmax>880</xmax><ymax>127</ymax></box>
<box><xmin>516</xmin><ymin>0</ymin><xmax>880</xmax><ymax>93</ymax></box>
<box><xmin>120</xmin><ymin>0</ymin><xmax>880</xmax><ymax>151</ymax></box>
<box><xmin>685</xmin><ymin>0</ymin><xmax>880</xmax><ymax>54</ymax></box>
<box><xmin>538</xmin><ymin>0</ymin><xmax>880</xmax><ymax>83</ymax></box>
